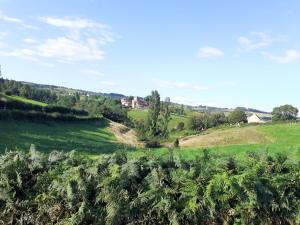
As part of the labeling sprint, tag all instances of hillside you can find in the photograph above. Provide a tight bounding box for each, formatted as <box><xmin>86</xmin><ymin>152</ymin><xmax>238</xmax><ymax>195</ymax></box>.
<box><xmin>0</xmin><ymin>119</ymin><xmax>135</xmax><ymax>155</ymax></box>
<box><xmin>179</xmin><ymin>126</ymin><xmax>272</xmax><ymax>147</ymax></box>
<box><xmin>22</xmin><ymin>81</ymin><xmax>125</xmax><ymax>99</ymax></box>
<box><xmin>0</xmin><ymin>93</ymin><xmax>47</xmax><ymax>106</ymax></box>
<box><xmin>138</xmin><ymin>123</ymin><xmax>300</xmax><ymax>161</ymax></box>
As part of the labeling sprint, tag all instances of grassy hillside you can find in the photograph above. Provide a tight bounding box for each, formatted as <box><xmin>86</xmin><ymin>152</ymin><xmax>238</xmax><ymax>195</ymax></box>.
<box><xmin>0</xmin><ymin>93</ymin><xmax>47</xmax><ymax>106</ymax></box>
<box><xmin>131</xmin><ymin>123</ymin><xmax>300</xmax><ymax>160</ymax></box>
<box><xmin>0</xmin><ymin>119</ymin><xmax>129</xmax><ymax>155</ymax></box>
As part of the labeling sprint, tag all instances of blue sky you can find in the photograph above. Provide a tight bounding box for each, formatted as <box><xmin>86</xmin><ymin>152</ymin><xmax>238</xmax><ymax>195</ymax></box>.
<box><xmin>0</xmin><ymin>0</ymin><xmax>299</xmax><ymax>111</ymax></box>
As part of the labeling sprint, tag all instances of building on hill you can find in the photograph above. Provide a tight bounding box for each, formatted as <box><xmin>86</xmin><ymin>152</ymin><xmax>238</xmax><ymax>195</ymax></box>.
<box><xmin>132</xmin><ymin>96</ymin><xmax>148</xmax><ymax>108</ymax></box>
<box><xmin>121</xmin><ymin>96</ymin><xmax>148</xmax><ymax>108</ymax></box>
<box><xmin>247</xmin><ymin>113</ymin><xmax>266</xmax><ymax>124</ymax></box>
<box><xmin>121</xmin><ymin>97</ymin><xmax>132</xmax><ymax>107</ymax></box>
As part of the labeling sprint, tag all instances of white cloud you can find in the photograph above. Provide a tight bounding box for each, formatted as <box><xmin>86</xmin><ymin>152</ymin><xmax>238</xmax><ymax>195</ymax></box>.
<box><xmin>40</xmin><ymin>17</ymin><xmax>114</xmax><ymax>45</ymax></box>
<box><xmin>237</xmin><ymin>32</ymin><xmax>286</xmax><ymax>52</ymax></box>
<box><xmin>262</xmin><ymin>49</ymin><xmax>300</xmax><ymax>64</ymax></box>
<box><xmin>0</xmin><ymin>11</ymin><xmax>38</xmax><ymax>30</ymax></box>
<box><xmin>198</xmin><ymin>46</ymin><xmax>224</xmax><ymax>58</ymax></box>
<box><xmin>36</xmin><ymin>37</ymin><xmax>105</xmax><ymax>62</ymax></box>
<box><xmin>153</xmin><ymin>79</ymin><xmax>210</xmax><ymax>91</ymax></box>
<box><xmin>0</xmin><ymin>16</ymin><xmax>115</xmax><ymax>63</ymax></box>
<box><xmin>23</xmin><ymin>38</ymin><xmax>38</xmax><ymax>44</ymax></box>
<box><xmin>40</xmin><ymin>17</ymin><xmax>107</xmax><ymax>30</ymax></box>
<box><xmin>81</xmin><ymin>69</ymin><xmax>104</xmax><ymax>76</ymax></box>
<box><xmin>0</xmin><ymin>11</ymin><xmax>23</xmax><ymax>24</ymax></box>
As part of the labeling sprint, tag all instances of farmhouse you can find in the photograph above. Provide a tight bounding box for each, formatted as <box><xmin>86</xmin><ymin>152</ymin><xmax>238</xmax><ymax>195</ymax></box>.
<box><xmin>247</xmin><ymin>113</ymin><xmax>266</xmax><ymax>124</ymax></box>
<box><xmin>121</xmin><ymin>98</ymin><xmax>132</xmax><ymax>107</ymax></box>
<box><xmin>121</xmin><ymin>96</ymin><xmax>148</xmax><ymax>108</ymax></box>
<box><xmin>132</xmin><ymin>96</ymin><xmax>148</xmax><ymax>108</ymax></box>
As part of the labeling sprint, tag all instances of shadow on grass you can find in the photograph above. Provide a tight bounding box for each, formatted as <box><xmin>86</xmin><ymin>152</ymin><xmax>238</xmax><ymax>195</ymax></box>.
<box><xmin>0</xmin><ymin>119</ymin><xmax>137</xmax><ymax>156</ymax></box>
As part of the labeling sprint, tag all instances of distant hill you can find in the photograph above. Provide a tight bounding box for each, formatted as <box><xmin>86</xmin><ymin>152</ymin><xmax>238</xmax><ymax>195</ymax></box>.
<box><xmin>20</xmin><ymin>81</ymin><xmax>270</xmax><ymax>117</ymax></box>
<box><xmin>187</xmin><ymin>104</ymin><xmax>271</xmax><ymax>118</ymax></box>
<box><xmin>21</xmin><ymin>81</ymin><xmax>126</xmax><ymax>99</ymax></box>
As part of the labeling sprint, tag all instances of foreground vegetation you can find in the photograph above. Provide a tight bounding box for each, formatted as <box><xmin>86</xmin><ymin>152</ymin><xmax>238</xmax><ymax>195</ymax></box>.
<box><xmin>0</xmin><ymin>148</ymin><xmax>299</xmax><ymax>225</ymax></box>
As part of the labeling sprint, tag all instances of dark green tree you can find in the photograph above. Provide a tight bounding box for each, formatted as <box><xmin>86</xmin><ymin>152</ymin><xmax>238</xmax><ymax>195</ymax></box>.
<box><xmin>272</xmin><ymin>104</ymin><xmax>299</xmax><ymax>121</ymax></box>
<box><xmin>227</xmin><ymin>109</ymin><xmax>247</xmax><ymax>124</ymax></box>
<box><xmin>160</xmin><ymin>97</ymin><xmax>171</xmax><ymax>138</ymax></box>
<box><xmin>147</xmin><ymin>90</ymin><xmax>160</xmax><ymax>136</ymax></box>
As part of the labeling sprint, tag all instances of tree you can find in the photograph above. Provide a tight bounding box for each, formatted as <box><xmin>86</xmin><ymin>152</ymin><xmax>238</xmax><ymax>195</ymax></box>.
<box><xmin>160</xmin><ymin>97</ymin><xmax>171</xmax><ymax>138</ymax></box>
<box><xmin>180</xmin><ymin>104</ymin><xmax>184</xmax><ymax>115</ymax></box>
<box><xmin>272</xmin><ymin>104</ymin><xmax>299</xmax><ymax>121</ymax></box>
<box><xmin>147</xmin><ymin>90</ymin><xmax>160</xmax><ymax>136</ymax></box>
<box><xmin>227</xmin><ymin>109</ymin><xmax>247</xmax><ymax>124</ymax></box>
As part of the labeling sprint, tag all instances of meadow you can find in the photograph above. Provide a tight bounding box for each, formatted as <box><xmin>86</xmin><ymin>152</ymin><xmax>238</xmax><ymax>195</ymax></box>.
<box><xmin>133</xmin><ymin>123</ymin><xmax>300</xmax><ymax>161</ymax></box>
<box><xmin>0</xmin><ymin>119</ymin><xmax>129</xmax><ymax>155</ymax></box>
<box><xmin>1</xmin><ymin>117</ymin><xmax>299</xmax><ymax>161</ymax></box>
<box><xmin>0</xmin><ymin>93</ymin><xmax>47</xmax><ymax>106</ymax></box>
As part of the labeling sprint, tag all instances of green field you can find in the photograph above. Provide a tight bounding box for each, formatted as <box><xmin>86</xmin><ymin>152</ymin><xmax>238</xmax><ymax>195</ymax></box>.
<box><xmin>132</xmin><ymin>123</ymin><xmax>300</xmax><ymax>161</ymax></box>
<box><xmin>0</xmin><ymin>119</ymin><xmax>130</xmax><ymax>155</ymax></box>
<box><xmin>0</xmin><ymin>93</ymin><xmax>48</xmax><ymax>106</ymax></box>
<box><xmin>0</xmin><ymin>117</ymin><xmax>299</xmax><ymax>161</ymax></box>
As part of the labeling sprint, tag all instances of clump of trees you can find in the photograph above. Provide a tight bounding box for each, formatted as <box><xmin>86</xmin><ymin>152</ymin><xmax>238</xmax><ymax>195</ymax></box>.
<box><xmin>187</xmin><ymin>112</ymin><xmax>227</xmax><ymax>131</ymax></box>
<box><xmin>0</xmin><ymin>78</ymin><xmax>131</xmax><ymax>124</ymax></box>
<box><xmin>0</xmin><ymin>79</ymin><xmax>57</xmax><ymax>104</ymax></box>
<box><xmin>0</xmin><ymin>148</ymin><xmax>299</xmax><ymax>224</ymax></box>
<box><xmin>272</xmin><ymin>104</ymin><xmax>299</xmax><ymax>121</ymax></box>
<box><xmin>134</xmin><ymin>91</ymin><xmax>172</xmax><ymax>146</ymax></box>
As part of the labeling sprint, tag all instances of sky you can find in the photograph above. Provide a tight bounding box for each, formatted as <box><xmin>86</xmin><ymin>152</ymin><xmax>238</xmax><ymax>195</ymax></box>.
<box><xmin>0</xmin><ymin>0</ymin><xmax>299</xmax><ymax>111</ymax></box>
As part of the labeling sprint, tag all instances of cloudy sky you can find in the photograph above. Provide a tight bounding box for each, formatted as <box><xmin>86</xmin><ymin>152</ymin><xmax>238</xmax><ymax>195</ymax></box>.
<box><xmin>0</xmin><ymin>0</ymin><xmax>299</xmax><ymax>111</ymax></box>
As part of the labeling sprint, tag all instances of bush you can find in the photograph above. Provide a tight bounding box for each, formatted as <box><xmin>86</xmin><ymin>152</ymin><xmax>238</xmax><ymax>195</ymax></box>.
<box><xmin>173</xmin><ymin>138</ymin><xmax>179</xmax><ymax>148</ymax></box>
<box><xmin>0</xmin><ymin>150</ymin><xmax>299</xmax><ymax>224</ymax></box>
<box><xmin>144</xmin><ymin>139</ymin><xmax>161</xmax><ymax>148</ymax></box>
<box><xmin>175</xmin><ymin>122</ymin><xmax>185</xmax><ymax>131</ymax></box>
<box><xmin>188</xmin><ymin>113</ymin><xmax>226</xmax><ymax>131</ymax></box>
<box><xmin>227</xmin><ymin>109</ymin><xmax>247</xmax><ymax>124</ymax></box>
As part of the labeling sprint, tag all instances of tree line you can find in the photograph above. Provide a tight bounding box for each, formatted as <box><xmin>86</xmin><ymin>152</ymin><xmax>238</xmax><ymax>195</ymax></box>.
<box><xmin>0</xmin><ymin>148</ymin><xmax>299</xmax><ymax>224</ymax></box>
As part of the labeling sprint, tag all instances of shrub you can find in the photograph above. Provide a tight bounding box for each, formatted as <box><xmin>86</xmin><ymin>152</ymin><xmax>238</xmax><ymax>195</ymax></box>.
<box><xmin>175</xmin><ymin>122</ymin><xmax>185</xmax><ymax>131</ymax></box>
<box><xmin>144</xmin><ymin>139</ymin><xmax>161</xmax><ymax>148</ymax></box>
<box><xmin>173</xmin><ymin>138</ymin><xmax>179</xmax><ymax>148</ymax></box>
<box><xmin>227</xmin><ymin>109</ymin><xmax>247</xmax><ymax>124</ymax></box>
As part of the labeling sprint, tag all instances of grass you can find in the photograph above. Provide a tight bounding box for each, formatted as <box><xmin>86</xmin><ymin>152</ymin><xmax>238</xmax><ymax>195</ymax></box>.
<box><xmin>180</xmin><ymin>126</ymin><xmax>271</xmax><ymax>147</ymax></box>
<box><xmin>0</xmin><ymin>119</ymin><xmax>132</xmax><ymax>155</ymax></box>
<box><xmin>0</xmin><ymin>93</ymin><xmax>48</xmax><ymax>106</ymax></box>
<box><xmin>0</xmin><ymin>115</ymin><xmax>299</xmax><ymax>161</ymax></box>
<box><xmin>129</xmin><ymin>123</ymin><xmax>300</xmax><ymax>161</ymax></box>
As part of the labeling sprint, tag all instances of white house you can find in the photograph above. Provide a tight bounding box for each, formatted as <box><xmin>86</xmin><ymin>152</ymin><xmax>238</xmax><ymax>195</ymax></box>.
<box><xmin>247</xmin><ymin>113</ymin><xmax>266</xmax><ymax>124</ymax></box>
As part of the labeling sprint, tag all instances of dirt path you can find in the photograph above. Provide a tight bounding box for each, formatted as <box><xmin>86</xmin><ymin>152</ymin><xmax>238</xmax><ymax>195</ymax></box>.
<box><xmin>108</xmin><ymin>120</ymin><xmax>139</xmax><ymax>147</ymax></box>
<box><xmin>179</xmin><ymin>126</ymin><xmax>272</xmax><ymax>148</ymax></box>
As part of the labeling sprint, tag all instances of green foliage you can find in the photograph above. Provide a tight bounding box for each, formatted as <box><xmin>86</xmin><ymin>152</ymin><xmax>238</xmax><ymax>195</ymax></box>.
<box><xmin>173</xmin><ymin>138</ymin><xmax>179</xmax><ymax>148</ymax></box>
<box><xmin>188</xmin><ymin>112</ymin><xmax>226</xmax><ymax>131</ymax></box>
<box><xmin>0</xmin><ymin>79</ymin><xmax>57</xmax><ymax>103</ymax></box>
<box><xmin>160</xmin><ymin>97</ymin><xmax>171</xmax><ymax>138</ymax></box>
<box><xmin>228</xmin><ymin>109</ymin><xmax>247</xmax><ymax>124</ymax></box>
<box><xmin>147</xmin><ymin>90</ymin><xmax>161</xmax><ymax>137</ymax></box>
<box><xmin>0</xmin><ymin>149</ymin><xmax>299</xmax><ymax>224</ymax></box>
<box><xmin>272</xmin><ymin>104</ymin><xmax>299</xmax><ymax>121</ymax></box>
